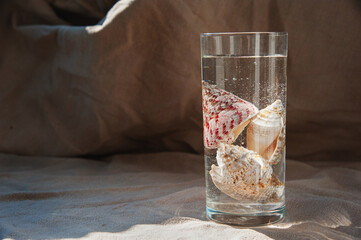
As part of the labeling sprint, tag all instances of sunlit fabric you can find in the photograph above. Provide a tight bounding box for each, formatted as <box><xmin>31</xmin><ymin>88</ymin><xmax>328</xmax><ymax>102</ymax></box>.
<box><xmin>0</xmin><ymin>0</ymin><xmax>360</xmax><ymax>239</ymax></box>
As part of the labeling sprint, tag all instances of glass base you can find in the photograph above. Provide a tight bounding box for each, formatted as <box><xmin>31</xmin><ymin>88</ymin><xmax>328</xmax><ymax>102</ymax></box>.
<box><xmin>206</xmin><ymin>206</ymin><xmax>285</xmax><ymax>227</ymax></box>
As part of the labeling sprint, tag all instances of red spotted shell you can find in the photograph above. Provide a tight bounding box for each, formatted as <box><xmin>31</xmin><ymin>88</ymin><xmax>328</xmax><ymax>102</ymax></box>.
<box><xmin>202</xmin><ymin>82</ymin><xmax>258</xmax><ymax>149</ymax></box>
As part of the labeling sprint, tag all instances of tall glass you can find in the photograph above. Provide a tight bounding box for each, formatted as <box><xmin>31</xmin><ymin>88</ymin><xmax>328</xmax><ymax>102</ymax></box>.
<box><xmin>201</xmin><ymin>32</ymin><xmax>287</xmax><ymax>226</ymax></box>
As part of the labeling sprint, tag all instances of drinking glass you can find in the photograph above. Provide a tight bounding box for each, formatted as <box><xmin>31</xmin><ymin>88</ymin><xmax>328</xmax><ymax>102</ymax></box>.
<box><xmin>201</xmin><ymin>32</ymin><xmax>287</xmax><ymax>226</ymax></box>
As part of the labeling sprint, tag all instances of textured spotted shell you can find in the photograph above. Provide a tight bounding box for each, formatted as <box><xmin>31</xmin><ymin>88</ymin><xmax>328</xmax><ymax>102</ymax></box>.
<box><xmin>210</xmin><ymin>143</ymin><xmax>284</xmax><ymax>202</ymax></box>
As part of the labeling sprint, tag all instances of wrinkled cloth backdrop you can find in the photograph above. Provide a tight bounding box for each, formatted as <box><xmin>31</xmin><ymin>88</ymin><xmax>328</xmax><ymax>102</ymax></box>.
<box><xmin>0</xmin><ymin>0</ymin><xmax>360</xmax><ymax>239</ymax></box>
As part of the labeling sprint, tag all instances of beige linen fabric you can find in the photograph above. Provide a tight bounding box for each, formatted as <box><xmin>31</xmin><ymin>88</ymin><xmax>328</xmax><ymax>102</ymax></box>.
<box><xmin>0</xmin><ymin>1</ymin><xmax>360</xmax><ymax>239</ymax></box>
<box><xmin>0</xmin><ymin>0</ymin><xmax>360</xmax><ymax>158</ymax></box>
<box><xmin>0</xmin><ymin>153</ymin><xmax>360</xmax><ymax>239</ymax></box>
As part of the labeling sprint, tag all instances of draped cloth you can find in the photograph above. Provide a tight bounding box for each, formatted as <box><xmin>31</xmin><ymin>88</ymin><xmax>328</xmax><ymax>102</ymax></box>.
<box><xmin>0</xmin><ymin>0</ymin><xmax>360</xmax><ymax>239</ymax></box>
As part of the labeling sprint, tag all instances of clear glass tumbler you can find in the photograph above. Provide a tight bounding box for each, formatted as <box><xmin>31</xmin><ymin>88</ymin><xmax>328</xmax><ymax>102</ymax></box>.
<box><xmin>201</xmin><ymin>32</ymin><xmax>287</xmax><ymax>226</ymax></box>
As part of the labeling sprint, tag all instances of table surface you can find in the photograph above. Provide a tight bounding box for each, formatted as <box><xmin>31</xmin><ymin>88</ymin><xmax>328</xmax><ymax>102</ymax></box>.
<box><xmin>0</xmin><ymin>152</ymin><xmax>360</xmax><ymax>240</ymax></box>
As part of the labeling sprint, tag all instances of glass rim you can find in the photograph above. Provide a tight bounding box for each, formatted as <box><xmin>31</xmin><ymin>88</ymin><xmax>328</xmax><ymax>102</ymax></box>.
<box><xmin>201</xmin><ymin>32</ymin><xmax>288</xmax><ymax>37</ymax></box>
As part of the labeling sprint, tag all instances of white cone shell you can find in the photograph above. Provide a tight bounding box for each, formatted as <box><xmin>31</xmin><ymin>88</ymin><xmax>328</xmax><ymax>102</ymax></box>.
<box><xmin>247</xmin><ymin>100</ymin><xmax>286</xmax><ymax>165</ymax></box>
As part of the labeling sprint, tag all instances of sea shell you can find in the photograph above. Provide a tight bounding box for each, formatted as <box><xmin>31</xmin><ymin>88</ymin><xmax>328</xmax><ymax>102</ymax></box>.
<box><xmin>247</xmin><ymin>100</ymin><xmax>285</xmax><ymax>165</ymax></box>
<box><xmin>202</xmin><ymin>82</ymin><xmax>259</xmax><ymax>149</ymax></box>
<box><xmin>209</xmin><ymin>143</ymin><xmax>283</xmax><ymax>202</ymax></box>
